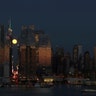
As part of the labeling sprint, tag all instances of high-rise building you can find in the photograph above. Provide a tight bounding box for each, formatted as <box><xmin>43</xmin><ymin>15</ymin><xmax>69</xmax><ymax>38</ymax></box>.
<box><xmin>84</xmin><ymin>51</ymin><xmax>90</xmax><ymax>71</ymax></box>
<box><xmin>64</xmin><ymin>52</ymin><xmax>71</xmax><ymax>75</ymax></box>
<box><xmin>53</xmin><ymin>47</ymin><xmax>64</xmax><ymax>75</ymax></box>
<box><xmin>19</xmin><ymin>25</ymin><xmax>52</xmax><ymax>78</ymax></box>
<box><xmin>0</xmin><ymin>25</ymin><xmax>5</xmax><ymax>79</ymax></box>
<box><xmin>94</xmin><ymin>47</ymin><xmax>96</xmax><ymax>70</ymax></box>
<box><xmin>0</xmin><ymin>25</ymin><xmax>5</xmax><ymax>47</ymax></box>
<box><xmin>38</xmin><ymin>47</ymin><xmax>51</xmax><ymax>66</ymax></box>
<box><xmin>83</xmin><ymin>51</ymin><xmax>91</xmax><ymax>78</ymax></box>
<box><xmin>3</xmin><ymin>19</ymin><xmax>13</xmax><ymax>82</ymax></box>
<box><xmin>0</xmin><ymin>24</ymin><xmax>10</xmax><ymax>83</ymax></box>
<box><xmin>73</xmin><ymin>44</ymin><xmax>83</xmax><ymax>66</ymax></box>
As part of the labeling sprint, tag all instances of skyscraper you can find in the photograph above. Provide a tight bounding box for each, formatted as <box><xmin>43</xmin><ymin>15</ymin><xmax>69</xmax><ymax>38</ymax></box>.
<box><xmin>94</xmin><ymin>47</ymin><xmax>96</xmax><ymax>70</ymax></box>
<box><xmin>73</xmin><ymin>45</ymin><xmax>82</xmax><ymax>63</ymax></box>
<box><xmin>83</xmin><ymin>51</ymin><xmax>91</xmax><ymax>78</ymax></box>
<box><xmin>3</xmin><ymin>19</ymin><xmax>13</xmax><ymax>82</ymax></box>
<box><xmin>0</xmin><ymin>24</ymin><xmax>10</xmax><ymax>83</ymax></box>
<box><xmin>0</xmin><ymin>25</ymin><xmax>5</xmax><ymax>78</ymax></box>
<box><xmin>19</xmin><ymin>25</ymin><xmax>52</xmax><ymax>78</ymax></box>
<box><xmin>0</xmin><ymin>25</ymin><xmax>5</xmax><ymax>47</ymax></box>
<box><xmin>73</xmin><ymin>44</ymin><xmax>83</xmax><ymax>73</ymax></box>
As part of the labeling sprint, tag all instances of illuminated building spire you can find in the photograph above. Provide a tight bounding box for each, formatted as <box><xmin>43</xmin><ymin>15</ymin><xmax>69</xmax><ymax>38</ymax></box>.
<box><xmin>8</xmin><ymin>18</ymin><xmax>13</xmax><ymax>35</ymax></box>
<box><xmin>6</xmin><ymin>18</ymin><xmax>13</xmax><ymax>41</ymax></box>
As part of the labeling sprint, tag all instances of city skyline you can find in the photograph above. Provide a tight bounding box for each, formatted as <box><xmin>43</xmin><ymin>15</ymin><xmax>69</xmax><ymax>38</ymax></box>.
<box><xmin>0</xmin><ymin>0</ymin><xmax>96</xmax><ymax>54</ymax></box>
<box><xmin>1</xmin><ymin>16</ymin><xmax>96</xmax><ymax>87</ymax></box>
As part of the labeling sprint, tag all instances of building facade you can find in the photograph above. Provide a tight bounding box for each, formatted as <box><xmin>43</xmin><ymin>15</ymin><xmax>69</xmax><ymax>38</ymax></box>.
<box><xmin>19</xmin><ymin>25</ymin><xmax>52</xmax><ymax>78</ymax></box>
<box><xmin>94</xmin><ymin>47</ymin><xmax>96</xmax><ymax>70</ymax></box>
<box><xmin>0</xmin><ymin>25</ymin><xmax>11</xmax><ymax>83</ymax></box>
<box><xmin>73</xmin><ymin>45</ymin><xmax>83</xmax><ymax>67</ymax></box>
<box><xmin>0</xmin><ymin>25</ymin><xmax>5</xmax><ymax>78</ymax></box>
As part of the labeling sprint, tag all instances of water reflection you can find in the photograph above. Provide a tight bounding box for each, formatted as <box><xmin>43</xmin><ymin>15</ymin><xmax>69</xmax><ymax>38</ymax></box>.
<box><xmin>0</xmin><ymin>85</ymin><xmax>96</xmax><ymax>96</ymax></box>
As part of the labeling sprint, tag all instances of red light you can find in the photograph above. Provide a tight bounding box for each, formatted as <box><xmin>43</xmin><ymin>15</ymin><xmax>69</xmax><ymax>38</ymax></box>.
<box><xmin>12</xmin><ymin>70</ymin><xmax>18</xmax><ymax>84</ymax></box>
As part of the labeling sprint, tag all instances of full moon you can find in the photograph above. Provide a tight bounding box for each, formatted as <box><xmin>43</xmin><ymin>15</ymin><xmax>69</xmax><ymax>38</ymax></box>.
<box><xmin>12</xmin><ymin>39</ymin><xmax>17</xmax><ymax>44</ymax></box>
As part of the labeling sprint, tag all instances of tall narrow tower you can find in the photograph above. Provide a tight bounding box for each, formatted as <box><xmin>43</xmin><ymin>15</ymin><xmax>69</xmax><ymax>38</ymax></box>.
<box><xmin>8</xmin><ymin>18</ymin><xmax>12</xmax><ymax>40</ymax></box>
<box><xmin>0</xmin><ymin>25</ymin><xmax>5</xmax><ymax>77</ymax></box>
<box><xmin>4</xmin><ymin>18</ymin><xmax>13</xmax><ymax>80</ymax></box>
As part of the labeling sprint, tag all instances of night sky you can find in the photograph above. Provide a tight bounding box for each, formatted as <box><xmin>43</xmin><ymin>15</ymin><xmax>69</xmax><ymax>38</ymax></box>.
<box><xmin>0</xmin><ymin>0</ymin><xmax>96</xmax><ymax>54</ymax></box>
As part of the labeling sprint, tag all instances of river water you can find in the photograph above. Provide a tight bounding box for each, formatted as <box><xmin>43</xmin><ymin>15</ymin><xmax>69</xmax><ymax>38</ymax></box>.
<box><xmin>0</xmin><ymin>85</ymin><xmax>96</xmax><ymax>96</ymax></box>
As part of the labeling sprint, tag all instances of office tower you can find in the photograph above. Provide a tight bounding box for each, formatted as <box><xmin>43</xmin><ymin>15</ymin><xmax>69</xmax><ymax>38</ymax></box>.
<box><xmin>78</xmin><ymin>45</ymin><xmax>82</xmax><ymax>58</ymax></box>
<box><xmin>3</xmin><ymin>19</ymin><xmax>13</xmax><ymax>82</ymax></box>
<box><xmin>64</xmin><ymin>52</ymin><xmax>71</xmax><ymax>75</ymax></box>
<box><xmin>0</xmin><ymin>25</ymin><xmax>5</xmax><ymax>47</ymax></box>
<box><xmin>51</xmin><ymin>48</ymin><xmax>56</xmax><ymax>74</ymax></box>
<box><xmin>87</xmin><ymin>47</ymin><xmax>96</xmax><ymax>80</ymax></box>
<box><xmin>38</xmin><ymin>33</ymin><xmax>51</xmax><ymax>67</ymax></box>
<box><xmin>73</xmin><ymin>45</ymin><xmax>82</xmax><ymax>62</ymax></box>
<box><xmin>19</xmin><ymin>25</ymin><xmax>52</xmax><ymax>78</ymax></box>
<box><xmin>73</xmin><ymin>44</ymin><xmax>82</xmax><ymax>66</ymax></box>
<box><xmin>19</xmin><ymin>25</ymin><xmax>36</xmax><ymax>79</ymax></box>
<box><xmin>84</xmin><ymin>51</ymin><xmax>90</xmax><ymax>70</ymax></box>
<box><xmin>54</xmin><ymin>47</ymin><xmax>64</xmax><ymax>74</ymax></box>
<box><xmin>73</xmin><ymin>45</ymin><xmax>78</xmax><ymax>64</ymax></box>
<box><xmin>0</xmin><ymin>25</ymin><xmax>5</xmax><ymax>79</ymax></box>
<box><xmin>0</xmin><ymin>48</ymin><xmax>4</xmax><ymax>78</ymax></box>
<box><xmin>94</xmin><ymin>47</ymin><xmax>96</xmax><ymax>70</ymax></box>
<box><xmin>0</xmin><ymin>24</ymin><xmax>10</xmax><ymax>83</ymax></box>
<box><xmin>84</xmin><ymin>51</ymin><xmax>91</xmax><ymax>77</ymax></box>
